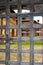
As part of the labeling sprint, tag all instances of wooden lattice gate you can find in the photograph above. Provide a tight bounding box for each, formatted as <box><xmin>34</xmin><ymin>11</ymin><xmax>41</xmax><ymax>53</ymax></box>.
<box><xmin>0</xmin><ymin>0</ymin><xmax>43</xmax><ymax>65</ymax></box>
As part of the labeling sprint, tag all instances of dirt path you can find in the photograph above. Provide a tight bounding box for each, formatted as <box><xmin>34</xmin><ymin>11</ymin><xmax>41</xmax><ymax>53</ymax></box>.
<box><xmin>0</xmin><ymin>45</ymin><xmax>42</xmax><ymax>62</ymax></box>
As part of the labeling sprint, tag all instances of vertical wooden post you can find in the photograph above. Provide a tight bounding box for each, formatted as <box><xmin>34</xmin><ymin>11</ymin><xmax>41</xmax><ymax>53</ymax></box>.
<box><xmin>5</xmin><ymin>0</ymin><xmax>10</xmax><ymax>65</ymax></box>
<box><xmin>30</xmin><ymin>3</ymin><xmax>34</xmax><ymax>65</ymax></box>
<box><xmin>17</xmin><ymin>0</ymin><xmax>22</xmax><ymax>65</ymax></box>
<box><xmin>1</xmin><ymin>18</ymin><xmax>3</xmax><ymax>35</ymax></box>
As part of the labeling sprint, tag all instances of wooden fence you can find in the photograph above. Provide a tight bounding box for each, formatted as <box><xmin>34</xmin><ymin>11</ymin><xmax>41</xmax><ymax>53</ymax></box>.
<box><xmin>0</xmin><ymin>0</ymin><xmax>43</xmax><ymax>65</ymax></box>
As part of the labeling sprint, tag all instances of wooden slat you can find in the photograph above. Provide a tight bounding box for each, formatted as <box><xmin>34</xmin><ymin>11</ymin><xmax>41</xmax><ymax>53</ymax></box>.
<box><xmin>0</xmin><ymin>61</ymin><xmax>5</xmax><ymax>64</ymax></box>
<box><xmin>17</xmin><ymin>1</ymin><xmax>22</xmax><ymax>65</ymax></box>
<box><xmin>5</xmin><ymin>1</ymin><xmax>10</xmax><ymax>65</ymax></box>
<box><xmin>0</xmin><ymin>0</ymin><xmax>43</xmax><ymax>65</ymax></box>
<box><xmin>29</xmin><ymin>3</ymin><xmax>34</xmax><ymax>65</ymax></box>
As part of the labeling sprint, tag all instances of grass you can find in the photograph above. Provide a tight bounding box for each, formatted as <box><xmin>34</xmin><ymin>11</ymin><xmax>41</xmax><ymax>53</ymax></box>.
<box><xmin>0</xmin><ymin>40</ymin><xmax>43</xmax><ymax>45</ymax></box>
<box><xmin>10</xmin><ymin>40</ymin><xmax>43</xmax><ymax>45</ymax></box>
<box><xmin>0</xmin><ymin>40</ymin><xmax>42</xmax><ymax>49</ymax></box>
<box><xmin>0</xmin><ymin>40</ymin><xmax>43</xmax><ymax>62</ymax></box>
